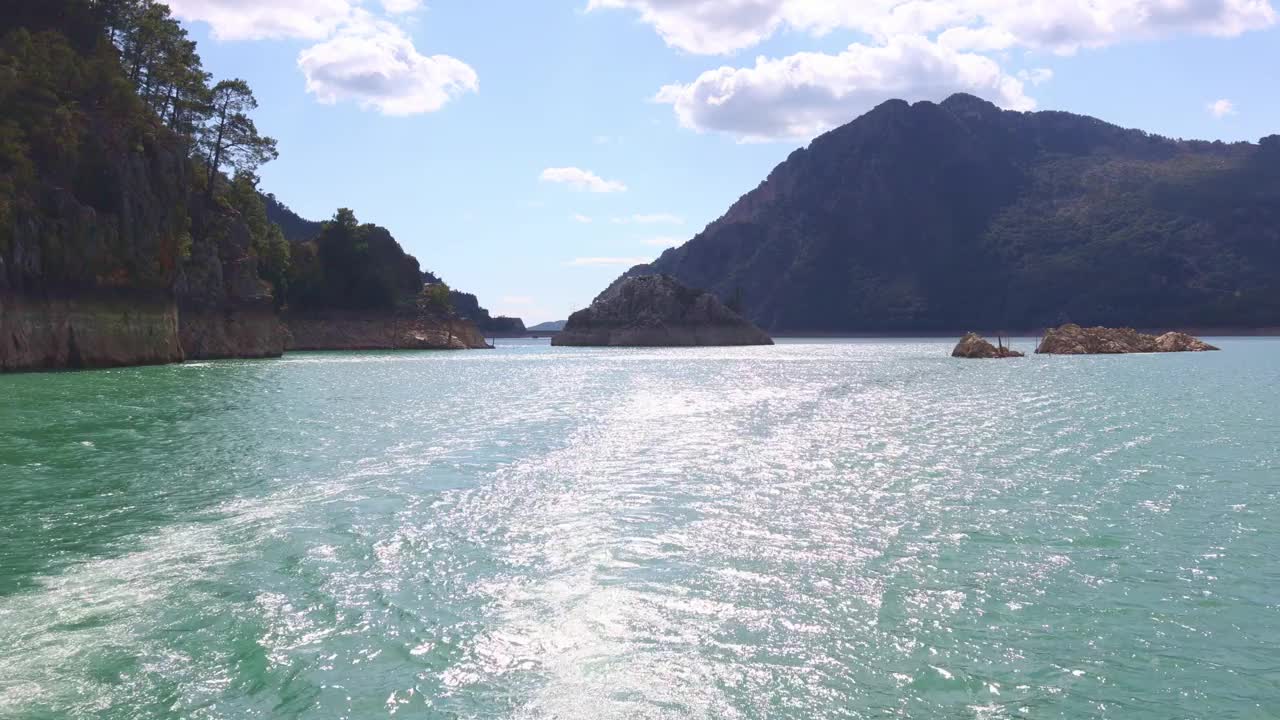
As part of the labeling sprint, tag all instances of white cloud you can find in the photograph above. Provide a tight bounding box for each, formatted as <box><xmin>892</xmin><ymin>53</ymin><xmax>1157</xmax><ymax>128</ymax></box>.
<box><xmin>382</xmin><ymin>0</ymin><xmax>422</xmax><ymax>12</ymax></box>
<box><xmin>167</xmin><ymin>0</ymin><xmax>353</xmax><ymax>40</ymax></box>
<box><xmin>297</xmin><ymin>14</ymin><xmax>478</xmax><ymax>116</ymax></box>
<box><xmin>589</xmin><ymin>0</ymin><xmax>1277</xmax><ymax>55</ymax></box>
<box><xmin>656</xmin><ymin>35</ymin><xmax>1033</xmax><ymax>141</ymax></box>
<box><xmin>1207</xmin><ymin>98</ymin><xmax>1237</xmax><ymax>117</ymax></box>
<box><xmin>613</xmin><ymin>213</ymin><xmax>684</xmax><ymax>224</ymax></box>
<box><xmin>1018</xmin><ymin>67</ymin><xmax>1054</xmax><ymax>86</ymax></box>
<box><xmin>540</xmin><ymin>167</ymin><xmax>628</xmax><ymax>193</ymax></box>
<box><xmin>567</xmin><ymin>257</ymin><xmax>653</xmax><ymax>266</ymax></box>
<box><xmin>572</xmin><ymin>214</ymin><xmax>594</xmax><ymax>223</ymax></box>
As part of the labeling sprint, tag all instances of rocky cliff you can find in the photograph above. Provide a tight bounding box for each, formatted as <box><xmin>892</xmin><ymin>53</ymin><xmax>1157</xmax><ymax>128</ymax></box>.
<box><xmin>177</xmin><ymin>202</ymin><xmax>286</xmax><ymax>359</ymax></box>
<box><xmin>553</xmin><ymin>274</ymin><xmax>773</xmax><ymax>347</ymax></box>
<box><xmin>624</xmin><ymin>94</ymin><xmax>1280</xmax><ymax>333</ymax></box>
<box><xmin>1</xmin><ymin>10</ymin><xmax>285</xmax><ymax>371</ymax></box>
<box><xmin>1036</xmin><ymin>324</ymin><xmax>1219</xmax><ymax>354</ymax></box>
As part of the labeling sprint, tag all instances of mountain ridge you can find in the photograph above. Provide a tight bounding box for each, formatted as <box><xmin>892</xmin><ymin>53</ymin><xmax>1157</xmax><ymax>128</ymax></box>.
<box><xmin>623</xmin><ymin>94</ymin><xmax>1280</xmax><ymax>332</ymax></box>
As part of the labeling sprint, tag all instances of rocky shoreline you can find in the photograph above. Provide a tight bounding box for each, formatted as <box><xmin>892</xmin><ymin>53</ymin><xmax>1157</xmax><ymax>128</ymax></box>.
<box><xmin>285</xmin><ymin>310</ymin><xmax>489</xmax><ymax>351</ymax></box>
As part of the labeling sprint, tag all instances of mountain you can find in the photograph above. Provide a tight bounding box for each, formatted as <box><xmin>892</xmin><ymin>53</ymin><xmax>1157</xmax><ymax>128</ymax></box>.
<box><xmin>448</xmin><ymin>291</ymin><xmax>526</xmax><ymax>334</ymax></box>
<box><xmin>623</xmin><ymin>94</ymin><xmax>1280</xmax><ymax>333</ymax></box>
<box><xmin>528</xmin><ymin>320</ymin><xmax>566</xmax><ymax>332</ymax></box>
<box><xmin>263</xmin><ymin>193</ymin><xmax>323</xmax><ymax>243</ymax></box>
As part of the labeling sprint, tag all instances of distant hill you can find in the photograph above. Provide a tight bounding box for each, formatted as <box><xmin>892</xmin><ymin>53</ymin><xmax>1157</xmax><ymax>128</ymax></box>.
<box><xmin>527</xmin><ymin>320</ymin><xmax>566</xmax><ymax>332</ymax></box>
<box><xmin>622</xmin><ymin>94</ymin><xmax>1280</xmax><ymax>332</ymax></box>
<box><xmin>262</xmin><ymin>193</ymin><xmax>323</xmax><ymax>243</ymax></box>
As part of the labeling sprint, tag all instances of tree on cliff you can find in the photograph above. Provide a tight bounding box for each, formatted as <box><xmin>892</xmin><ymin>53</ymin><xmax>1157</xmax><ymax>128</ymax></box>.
<box><xmin>199</xmin><ymin>79</ymin><xmax>278</xmax><ymax>194</ymax></box>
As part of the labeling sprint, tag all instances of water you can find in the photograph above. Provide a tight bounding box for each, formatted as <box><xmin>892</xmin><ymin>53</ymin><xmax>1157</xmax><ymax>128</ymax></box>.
<box><xmin>2</xmin><ymin>338</ymin><xmax>1279</xmax><ymax>719</ymax></box>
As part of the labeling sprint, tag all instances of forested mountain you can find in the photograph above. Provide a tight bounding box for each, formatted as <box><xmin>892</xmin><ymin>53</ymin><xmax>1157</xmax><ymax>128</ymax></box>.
<box><xmin>1</xmin><ymin>0</ymin><xmax>497</xmax><ymax>368</ymax></box>
<box><xmin>1</xmin><ymin>0</ymin><xmax>289</xmax><ymax>368</ymax></box>
<box><xmin>626</xmin><ymin>95</ymin><xmax>1280</xmax><ymax>332</ymax></box>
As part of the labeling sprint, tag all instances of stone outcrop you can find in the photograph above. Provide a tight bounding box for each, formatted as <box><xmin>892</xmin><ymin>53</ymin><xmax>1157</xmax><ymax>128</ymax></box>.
<box><xmin>285</xmin><ymin>310</ymin><xmax>489</xmax><ymax>351</ymax></box>
<box><xmin>177</xmin><ymin>202</ymin><xmax>286</xmax><ymax>359</ymax></box>
<box><xmin>552</xmin><ymin>274</ymin><xmax>773</xmax><ymax>347</ymax></box>
<box><xmin>952</xmin><ymin>332</ymin><xmax>1025</xmax><ymax>359</ymax></box>
<box><xmin>1037</xmin><ymin>324</ymin><xmax>1219</xmax><ymax>354</ymax></box>
<box><xmin>0</xmin><ymin>294</ymin><xmax>183</xmax><ymax>371</ymax></box>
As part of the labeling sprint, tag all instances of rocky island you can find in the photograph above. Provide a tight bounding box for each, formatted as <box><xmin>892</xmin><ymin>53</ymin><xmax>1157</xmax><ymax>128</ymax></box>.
<box><xmin>552</xmin><ymin>275</ymin><xmax>773</xmax><ymax>347</ymax></box>
<box><xmin>952</xmin><ymin>333</ymin><xmax>1025</xmax><ymax>359</ymax></box>
<box><xmin>1037</xmin><ymin>324</ymin><xmax>1219</xmax><ymax>354</ymax></box>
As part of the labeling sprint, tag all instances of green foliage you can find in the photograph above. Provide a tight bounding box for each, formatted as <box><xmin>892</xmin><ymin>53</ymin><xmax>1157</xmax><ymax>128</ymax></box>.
<box><xmin>286</xmin><ymin>209</ymin><xmax>426</xmax><ymax>312</ymax></box>
<box><xmin>1</xmin><ymin>0</ymin><xmax>283</xmax><ymax>297</ymax></box>
<box><xmin>199</xmin><ymin>79</ymin><xmax>277</xmax><ymax>193</ymax></box>
<box><xmin>225</xmin><ymin>172</ymin><xmax>290</xmax><ymax>303</ymax></box>
<box><xmin>423</xmin><ymin>283</ymin><xmax>452</xmax><ymax>314</ymax></box>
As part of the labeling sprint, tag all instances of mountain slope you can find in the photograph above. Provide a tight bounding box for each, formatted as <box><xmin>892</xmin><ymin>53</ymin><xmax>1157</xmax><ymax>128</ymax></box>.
<box><xmin>627</xmin><ymin>94</ymin><xmax>1280</xmax><ymax>332</ymax></box>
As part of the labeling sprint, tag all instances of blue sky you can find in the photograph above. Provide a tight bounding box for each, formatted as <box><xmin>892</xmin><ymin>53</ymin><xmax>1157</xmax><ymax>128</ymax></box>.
<box><xmin>171</xmin><ymin>0</ymin><xmax>1280</xmax><ymax>324</ymax></box>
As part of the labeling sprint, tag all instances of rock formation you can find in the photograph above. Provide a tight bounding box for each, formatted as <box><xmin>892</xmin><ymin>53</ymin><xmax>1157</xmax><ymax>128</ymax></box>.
<box><xmin>286</xmin><ymin>309</ymin><xmax>489</xmax><ymax>351</ymax></box>
<box><xmin>552</xmin><ymin>274</ymin><xmax>773</xmax><ymax>347</ymax></box>
<box><xmin>1036</xmin><ymin>324</ymin><xmax>1219</xmax><ymax>354</ymax></box>
<box><xmin>952</xmin><ymin>333</ymin><xmax>1025</xmax><ymax>359</ymax></box>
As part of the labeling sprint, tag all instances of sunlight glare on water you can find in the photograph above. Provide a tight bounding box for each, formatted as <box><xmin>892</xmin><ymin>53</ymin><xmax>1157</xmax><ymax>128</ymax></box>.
<box><xmin>1</xmin><ymin>338</ymin><xmax>1279</xmax><ymax>718</ymax></box>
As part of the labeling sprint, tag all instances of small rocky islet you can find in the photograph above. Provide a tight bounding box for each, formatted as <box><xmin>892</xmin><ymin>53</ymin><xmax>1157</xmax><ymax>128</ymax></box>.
<box><xmin>952</xmin><ymin>333</ymin><xmax>1025</xmax><ymax>359</ymax></box>
<box><xmin>1036</xmin><ymin>324</ymin><xmax>1219</xmax><ymax>354</ymax></box>
<box><xmin>952</xmin><ymin>324</ymin><xmax>1219</xmax><ymax>359</ymax></box>
<box><xmin>552</xmin><ymin>274</ymin><xmax>773</xmax><ymax>347</ymax></box>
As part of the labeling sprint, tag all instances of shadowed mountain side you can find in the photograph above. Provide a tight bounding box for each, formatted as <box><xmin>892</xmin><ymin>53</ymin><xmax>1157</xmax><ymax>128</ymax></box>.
<box><xmin>622</xmin><ymin>94</ymin><xmax>1280</xmax><ymax>333</ymax></box>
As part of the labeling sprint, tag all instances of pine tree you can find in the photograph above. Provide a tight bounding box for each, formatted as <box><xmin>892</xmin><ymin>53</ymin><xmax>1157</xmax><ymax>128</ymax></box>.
<box><xmin>198</xmin><ymin>79</ymin><xmax>278</xmax><ymax>194</ymax></box>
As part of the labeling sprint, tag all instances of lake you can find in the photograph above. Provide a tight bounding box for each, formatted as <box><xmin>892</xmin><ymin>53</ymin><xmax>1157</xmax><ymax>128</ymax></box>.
<box><xmin>2</xmin><ymin>338</ymin><xmax>1278</xmax><ymax>718</ymax></box>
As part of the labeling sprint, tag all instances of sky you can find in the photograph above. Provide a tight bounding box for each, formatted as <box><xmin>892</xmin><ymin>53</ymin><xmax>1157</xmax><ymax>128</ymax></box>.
<box><xmin>170</xmin><ymin>0</ymin><xmax>1280</xmax><ymax>324</ymax></box>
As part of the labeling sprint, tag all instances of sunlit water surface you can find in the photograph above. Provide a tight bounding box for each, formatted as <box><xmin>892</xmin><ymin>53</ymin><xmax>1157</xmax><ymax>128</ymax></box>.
<box><xmin>2</xmin><ymin>339</ymin><xmax>1279</xmax><ymax>719</ymax></box>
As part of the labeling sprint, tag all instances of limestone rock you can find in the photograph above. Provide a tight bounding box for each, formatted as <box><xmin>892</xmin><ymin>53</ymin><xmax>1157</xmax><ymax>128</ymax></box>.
<box><xmin>1037</xmin><ymin>324</ymin><xmax>1219</xmax><ymax>354</ymax></box>
<box><xmin>952</xmin><ymin>332</ymin><xmax>1025</xmax><ymax>359</ymax></box>
<box><xmin>552</xmin><ymin>275</ymin><xmax>773</xmax><ymax>347</ymax></box>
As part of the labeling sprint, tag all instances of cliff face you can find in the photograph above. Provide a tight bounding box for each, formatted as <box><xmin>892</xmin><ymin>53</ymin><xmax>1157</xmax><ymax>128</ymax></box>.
<box><xmin>1</xmin><ymin>25</ymin><xmax>191</xmax><ymax>371</ymax></box>
<box><xmin>553</xmin><ymin>274</ymin><xmax>773</xmax><ymax>347</ymax></box>
<box><xmin>177</xmin><ymin>201</ymin><xmax>286</xmax><ymax>359</ymax></box>
<box><xmin>627</xmin><ymin>95</ymin><xmax>1280</xmax><ymax>332</ymax></box>
<box><xmin>0</xmin><ymin>19</ymin><xmax>286</xmax><ymax>371</ymax></box>
<box><xmin>285</xmin><ymin>310</ymin><xmax>489</xmax><ymax>350</ymax></box>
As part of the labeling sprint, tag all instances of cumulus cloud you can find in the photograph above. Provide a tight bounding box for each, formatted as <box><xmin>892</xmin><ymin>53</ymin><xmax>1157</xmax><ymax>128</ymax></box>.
<box><xmin>613</xmin><ymin>213</ymin><xmax>684</xmax><ymax>224</ymax></box>
<box><xmin>572</xmin><ymin>214</ymin><xmax>594</xmax><ymax>223</ymax></box>
<box><xmin>656</xmin><ymin>35</ymin><xmax>1033</xmax><ymax>141</ymax></box>
<box><xmin>1207</xmin><ymin>98</ymin><xmax>1237</xmax><ymax>117</ymax></box>
<box><xmin>589</xmin><ymin>0</ymin><xmax>1277</xmax><ymax>55</ymax></box>
<box><xmin>540</xmin><ymin>167</ymin><xmax>628</xmax><ymax>193</ymax></box>
<box><xmin>297</xmin><ymin>14</ymin><xmax>478</xmax><ymax>115</ymax></box>
<box><xmin>567</xmin><ymin>257</ymin><xmax>653</xmax><ymax>266</ymax></box>
<box><xmin>382</xmin><ymin>0</ymin><xmax>422</xmax><ymax>12</ymax></box>
<box><xmin>166</xmin><ymin>0</ymin><xmax>353</xmax><ymax>40</ymax></box>
<box><xmin>1018</xmin><ymin>67</ymin><xmax>1054</xmax><ymax>86</ymax></box>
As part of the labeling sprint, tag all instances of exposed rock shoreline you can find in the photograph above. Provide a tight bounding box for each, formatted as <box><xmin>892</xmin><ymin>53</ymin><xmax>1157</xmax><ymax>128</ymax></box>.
<box><xmin>286</xmin><ymin>310</ymin><xmax>489</xmax><ymax>351</ymax></box>
<box><xmin>1037</xmin><ymin>324</ymin><xmax>1219</xmax><ymax>354</ymax></box>
<box><xmin>553</xmin><ymin>275</ymin><xmax>773</xmax><ymax>347</ymax></box>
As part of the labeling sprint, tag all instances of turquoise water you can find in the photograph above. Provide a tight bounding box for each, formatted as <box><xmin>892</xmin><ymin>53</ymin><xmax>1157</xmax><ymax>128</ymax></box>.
<box><xmin>2</xmin><ymin>339</ymin><xmax>1279</xmax><ymax>718</ymax></box>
